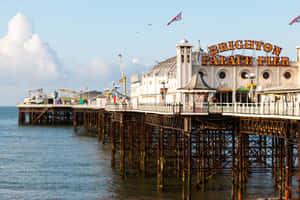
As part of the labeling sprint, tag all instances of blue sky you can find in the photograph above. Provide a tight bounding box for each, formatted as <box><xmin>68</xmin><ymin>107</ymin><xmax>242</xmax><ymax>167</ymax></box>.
<box><xmin>1</xmin><ymin>0</ymin><xmax>300</xmax><ymax>105</ymax></box>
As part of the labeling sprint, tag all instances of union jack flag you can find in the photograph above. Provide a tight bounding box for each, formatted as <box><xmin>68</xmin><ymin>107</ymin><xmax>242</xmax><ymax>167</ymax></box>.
<box><xmin>289</xmin><ymin>16</ymin><xmax>300</xmax><ymax>25</ymax></box>
<box><xmin>167</xmin><ymin>12</ymin><xmax>182</xmax><ymax>26</ymax></box>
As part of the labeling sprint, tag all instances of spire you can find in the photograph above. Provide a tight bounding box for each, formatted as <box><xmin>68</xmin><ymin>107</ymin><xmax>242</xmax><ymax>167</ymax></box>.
<box><xmin>196</xmin><ymin>40</ymin><xmax>201</xmax><ymax>52</ymax></box>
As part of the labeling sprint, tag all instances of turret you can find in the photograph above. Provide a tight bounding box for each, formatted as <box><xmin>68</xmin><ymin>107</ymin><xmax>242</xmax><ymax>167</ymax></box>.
<box><xmin>176</xmin><ymin>39</ymin><xmax>193</xmax><ymax>89</ymax></box>
<box><xmin>297</xmin><ymin>46</ymin><xmax>300</xmax><ymax>62</ymax></box>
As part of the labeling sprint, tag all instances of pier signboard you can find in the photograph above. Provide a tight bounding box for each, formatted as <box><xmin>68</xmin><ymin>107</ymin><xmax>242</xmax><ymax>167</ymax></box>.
<box><xmin>202</xmin><ymin>40</ymin><xmax>290</xmax><ymax>66</ymax></box>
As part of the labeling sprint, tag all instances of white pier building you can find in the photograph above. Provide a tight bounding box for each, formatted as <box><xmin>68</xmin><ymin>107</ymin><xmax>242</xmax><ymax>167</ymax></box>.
<box><xmin>130</xmin><ymin>39</ymin><xmax>300</xmax><ymax>110</ymax></box>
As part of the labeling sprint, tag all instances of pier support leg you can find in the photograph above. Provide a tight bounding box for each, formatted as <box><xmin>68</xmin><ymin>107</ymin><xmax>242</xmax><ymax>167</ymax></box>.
<box><xmin>182</xmin><ymin>117</ymin><xmax>192</xmax><ymax>200</ymax></box>
<box><xmin>128</xmin><ymin>123</ymin><xmax>133</xmax><ymax>173</ymax></box>
<box><xmin>201</xmin><ymin>132</ymin><xmax>206</xmax><ymax>192</ymax></box>
<box><xmin>18</xmin><ymin>110</ymin><xmax>24</xmax><ymax>125</ymax></box>
<box><xmin>231</xmin><ymin>128</ymin><xmax>236</xmax><ymax>200</ymax></box>
<box><xmin>196</xmin><ymin>134</ymin><xmax>201</xmax><ymax>189</ymax></box>
<box><xmin>97</xmin><ymin>112</ymin><xmax>101</xmax><ymax>141</ymax></box>
<box><xmin>177</xmin><ymin>130</ymin><xmax>182</xmax><ymax>179</ymax></box>
<box><xmin>285</xmin><ymin>140</ymin><xmax>292</xmax><ymax>200</ymax></box>
<box><xmin>52</xmin><ymin>110</ymin><xmax>55</xmax><ymax>125</ymax></box>
<box><xmin>140</xmin><ymin>122</ymin><xmax>146</xmax><ymax>176</ymax></box>
<box><xmin>73</xmin><ymin>112</ymin><xmax>77</xmax><ymax>132</ymax></box>
<box><xmin>237</xmin><ymin>134</ymin><xmax>243</xmax><ymax>200</ymax></box>
<box><xmin>298</xmin><ymin>136</ymin><xmax>300</xmax><ymax>198</ymax></box>
<box><xmin>279</xmin><ymin>138</ymin><xmax>285</xmax><ymax>199</ymax></box>
<box><xmin>120</xmin><ymin>115</ymin><xmax>125</xmax><ymax>179</ymax></box>
<box><xmin>102</xmin><ymin>115</ymin><xmax>105</xmax><ymax>144</ymax></box>
<box><xmin>29</xmin><ymin>112</ymin><xmax>33</xmax><ymax>125</ymax></box>
<box><xmin>157</xmin><ymin>126</ymin><xmax>164</xmax><ymax>192</ymax></box>
<box><xmin>111</xmin><ymin>121</ymin><xmax>116</xmax><ymax>168</ymax></box>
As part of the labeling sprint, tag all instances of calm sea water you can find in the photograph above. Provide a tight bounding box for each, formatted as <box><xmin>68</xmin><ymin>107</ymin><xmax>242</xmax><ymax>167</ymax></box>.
<box><xmin>0</xmin><ymin>107</ymin><xmax>279</xmax><ymax>200</ymax></box>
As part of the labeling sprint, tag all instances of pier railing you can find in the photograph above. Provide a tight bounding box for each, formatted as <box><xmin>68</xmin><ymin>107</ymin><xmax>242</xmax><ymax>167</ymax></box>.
<box><xmin>17</xmin><ymin>101</ymin><xmax>300</xmax><ymax>117</ymax></box>
<box><xmin>105</xmin><ymin>103</ymin><xmax>183</xmax><ymax>113</ymax></box>
<box><xmin>105</xmin><ymin>102</ymin><xmax>300</xmax><ymax>117</ymax></box>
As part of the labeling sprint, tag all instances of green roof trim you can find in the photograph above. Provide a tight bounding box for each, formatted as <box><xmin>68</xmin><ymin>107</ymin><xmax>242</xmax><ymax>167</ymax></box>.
<box><xmin>236</xmin><ymin>88</ymin><xmax>249</xmax><ymax>92</ymax></box>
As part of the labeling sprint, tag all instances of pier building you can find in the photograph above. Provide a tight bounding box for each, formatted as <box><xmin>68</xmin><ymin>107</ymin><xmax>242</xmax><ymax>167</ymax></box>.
<box><xmin>130</xmin><ymin>40</ymin><xmax>300</xmax><ymax>110</ymax></box>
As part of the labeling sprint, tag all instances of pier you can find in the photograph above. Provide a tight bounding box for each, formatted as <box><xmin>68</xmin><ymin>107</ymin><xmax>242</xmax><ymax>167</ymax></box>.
<box><xmin>17</xmin><ymin>102</ymin><xmax>300</xmax><ymax>200</ymax></box>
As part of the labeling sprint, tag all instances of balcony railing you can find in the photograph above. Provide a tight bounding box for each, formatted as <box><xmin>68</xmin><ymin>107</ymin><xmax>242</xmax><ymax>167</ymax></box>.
<box><xmin>104</xmin><ymin>102</ymin><xmax>300</xmax><ymax>117</ymax></box>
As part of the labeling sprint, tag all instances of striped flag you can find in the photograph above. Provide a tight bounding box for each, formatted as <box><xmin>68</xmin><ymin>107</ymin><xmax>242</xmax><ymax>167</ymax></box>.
<box><xmin>289</xmin><ymin>16</ymin><xmax>300</xmax><ymax>25</ymax></box>
<box><xmin>167</xmin><ymin>12</ymin><xmax>182</xmax><ymax>26</ymax></box>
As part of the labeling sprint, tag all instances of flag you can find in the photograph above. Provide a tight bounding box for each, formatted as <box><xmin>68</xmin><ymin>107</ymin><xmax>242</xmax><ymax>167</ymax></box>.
<box><xmin>167</xmin><ymin>12</ymin><xmax>182</xmax><ymax>26</ymax></box>
<box><xmin>289</xmin><ymin>16</ymin><xmax>300</xmax><ymax>25</ymax></box>
<box><xmin>119</xmin><ymin>76</ymin><xmax>125</xmax><ymax>83</ymax></box>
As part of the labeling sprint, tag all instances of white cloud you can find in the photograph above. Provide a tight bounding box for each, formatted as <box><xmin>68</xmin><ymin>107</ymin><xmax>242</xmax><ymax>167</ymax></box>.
<box><xmin>0</xmin><ymin>13</ymin><xmax>150</xmax><ymax>105</ymax></box>
<box><xmin>0</xmin><ymin>13</ymin><xmax>60</xmax><ymax>83</ymax></box>
<box><xmin>131</xmin><ymin>58</ymin><xmax>139</xmax><ymax>64</ymax></box>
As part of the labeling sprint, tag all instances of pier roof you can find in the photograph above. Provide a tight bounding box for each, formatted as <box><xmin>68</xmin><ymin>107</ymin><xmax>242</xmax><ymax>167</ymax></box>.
<box><xmin>148</xmin><ymin>51</ymin><xmax>206</xmax><ymax>77</ymax></box>
<box><xmin>178</xmin><ymin>72</ymin><xmax>216</xmax><ymax>92</ymax></box>
<box><xmin>149</xmin><ymin>56</ymin><xmax>176</xmax><ymax>76</ymax></box>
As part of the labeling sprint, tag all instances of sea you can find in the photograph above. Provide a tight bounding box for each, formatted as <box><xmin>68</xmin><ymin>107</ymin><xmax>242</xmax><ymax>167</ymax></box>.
<box><xmin>0</xmin><ymin>107</ymin><xmax>281</xmax><ymax>200</ymax></box>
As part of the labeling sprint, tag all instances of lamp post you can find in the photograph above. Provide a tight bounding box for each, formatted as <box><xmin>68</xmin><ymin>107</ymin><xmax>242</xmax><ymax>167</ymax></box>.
<box><xmin>160</xmin><ymin>80</ymin><xmax>168</xmax><ymax>104</ymax></box>
<box><xmin>118</xmin><ymin>53</ymin><xmax>126</xmax><ymax>101</ymax></box>
<box><xmin>246</xmin><ymin>73</ymin><xmax>256</xmax><ymax>103</ymax></box>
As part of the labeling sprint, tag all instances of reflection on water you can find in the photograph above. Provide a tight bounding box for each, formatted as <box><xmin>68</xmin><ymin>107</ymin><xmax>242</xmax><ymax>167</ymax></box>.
<box><xmin>0</xmin><ymin>107</ymin><xmax>282</xmax><ymax>199</ymax></box>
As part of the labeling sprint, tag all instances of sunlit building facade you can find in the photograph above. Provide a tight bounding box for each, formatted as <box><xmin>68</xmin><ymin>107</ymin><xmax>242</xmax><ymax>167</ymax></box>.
<box><xmin>130</xmin><ymin>39</ymin><xmax>300</xmax><ymax>108</ymax></box>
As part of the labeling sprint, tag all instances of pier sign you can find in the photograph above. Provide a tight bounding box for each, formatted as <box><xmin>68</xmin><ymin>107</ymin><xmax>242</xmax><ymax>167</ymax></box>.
<box><xmin>202</xmin><ymin>40</ymin><xmax>290</xmax><ymax>66</ymax></box>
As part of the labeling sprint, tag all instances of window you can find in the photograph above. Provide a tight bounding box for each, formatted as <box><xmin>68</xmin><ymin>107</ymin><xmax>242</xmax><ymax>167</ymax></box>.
<box><xmin>219</xmin><ymin>71</ymin><xmax>226</xmax><ymax>79</ymax></box>
<box><xmin>199</xmin><ymin>71</ymin><xmax>204</xmax><ymax>77</ymax></box>
<box><xmin>187</xmin><ymin>47</ymin><xmax>191</xmax><ymax>54</ymax></box>
<box><xmin>241</xmin><ymin>72</ymin><xmax>248</xmax><ymax>79</ymax></box>
<box><xmin>263</xmin><ymin>72</ymin><xmax>270</xmax><ymax>79</ymax></box>
<box><xmin>181</xmin><ymin>47</ymin><xmax>184</xmax><ymax>54</ymax></box>
<box><xmin>284</xmin><ymin>71</ymin><xmax>291</xmax><ymax>79</ymax></box>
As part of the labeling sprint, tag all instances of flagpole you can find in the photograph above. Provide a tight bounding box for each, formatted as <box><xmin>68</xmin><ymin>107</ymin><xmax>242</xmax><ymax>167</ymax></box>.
<box><xmin>182</xmin><ymin>11</ymin><xmax>184</xmax><ymax>40</ymax></box>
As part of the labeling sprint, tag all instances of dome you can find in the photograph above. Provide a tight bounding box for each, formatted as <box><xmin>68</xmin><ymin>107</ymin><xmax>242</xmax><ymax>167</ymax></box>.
<box><xmin>181</xmin><ymin>39</ymin><xmax>188</xmax><ymax>44</ymax></box>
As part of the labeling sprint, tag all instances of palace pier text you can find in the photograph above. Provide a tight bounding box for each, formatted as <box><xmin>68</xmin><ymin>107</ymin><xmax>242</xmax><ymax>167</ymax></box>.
<box><xmin>17</xmin><ymin>103</ymin><xmax>300</xmax><ymax>200</ymax></box>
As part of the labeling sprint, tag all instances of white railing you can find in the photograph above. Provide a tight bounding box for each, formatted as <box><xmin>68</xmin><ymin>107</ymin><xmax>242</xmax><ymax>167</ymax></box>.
<box><xmin>104</xmin><ymin>102</ymin><xmax>300</xmax><ymax>117</ymax></box>
<box><xmin>105</xmin><ymin>103</ymin><xmax>183</xmax><ymax>113</ymax></box>
<box><xmin>18</xmin><ymin>102</ymin><xmax>300</xmax><ymax>117</ymax></box>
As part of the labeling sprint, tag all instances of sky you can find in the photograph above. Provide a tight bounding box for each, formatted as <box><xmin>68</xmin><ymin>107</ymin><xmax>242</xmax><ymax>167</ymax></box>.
<box><xmin>1</xmin><ymin>0</ymin><xmax>300</xmax><ymax>105</ymax></box>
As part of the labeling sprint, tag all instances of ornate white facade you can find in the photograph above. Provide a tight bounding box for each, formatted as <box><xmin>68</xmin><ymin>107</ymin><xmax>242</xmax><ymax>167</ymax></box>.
<box><xmin>130</xmin><ymin>40</ymin><xmax>300</xmax><ymax>107</ymax></box>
